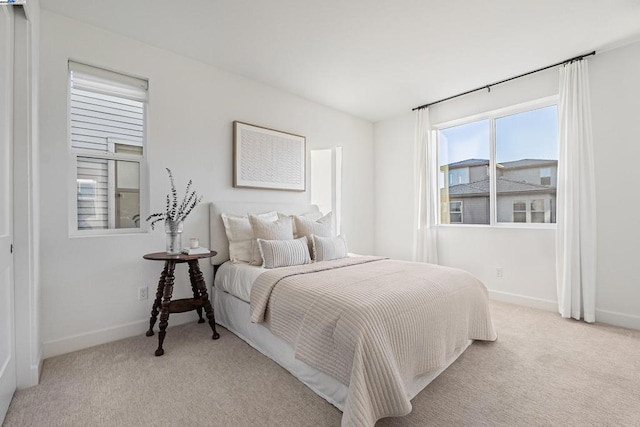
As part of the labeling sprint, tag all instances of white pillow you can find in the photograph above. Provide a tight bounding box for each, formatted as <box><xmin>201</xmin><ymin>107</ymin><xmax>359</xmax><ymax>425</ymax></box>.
<box><xmin>258</xmin><ymin>237</ymin><xmax>311</xmax><ymax>269</ymax></box>
<box><xmin>248</xmin><ymin>214</ymin><xmax>294</xmax><ymax>265</ymax></box>
<box><xmin>221</xmin><ymin>211</ymin><xmax>278</xmax><ymax>263</ymax></box>
<box><xmin>278</xmin><ymin>211</ymin><xmax>323</xmax><ymax>238</ymax></box>
<box><xmin>293</xmin><ymin>212</ymin><xmax>333</xmax><ymax>258</ymax></box>
<box><xmin>312</xmin><ymin>234</ymin><xmax>349</xmax><ymax>261</ymax></box>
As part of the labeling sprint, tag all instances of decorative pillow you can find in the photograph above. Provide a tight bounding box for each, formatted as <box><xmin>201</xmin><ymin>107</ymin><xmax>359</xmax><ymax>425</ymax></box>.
<box><xmin>248</xmin><ymin>214</ymin><xmax>294</xmax><ymax>265</ymax></box>
<box><xmin>278</xmin><ymin>211</ymin><xmax>323</xmax><ymax>238</ymax></box>
<box><xmin>258</xmin><ymin>237</ymin><xmax>311</xmax><ymax>269</ymax></box>
<box><xmin>221</xmin><ymin>211</ymin><xmax>278</xmax><ymax>263</ymax></box>
<box><xmin>312</xmin><ymin>234</ymin><xmax>349</xmax><ymax>261</ymax></box>
<box><xmin>293</xmin><ymin>212</ymin><xmax>333</xmax><ymax>258</ymax></box>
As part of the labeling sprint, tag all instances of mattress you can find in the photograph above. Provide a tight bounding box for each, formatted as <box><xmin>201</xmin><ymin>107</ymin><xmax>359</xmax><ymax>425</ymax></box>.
<box><xmin>214</xmin><ymin>261</ymin><xmax>264</xmax><ymax>302</ymax></box>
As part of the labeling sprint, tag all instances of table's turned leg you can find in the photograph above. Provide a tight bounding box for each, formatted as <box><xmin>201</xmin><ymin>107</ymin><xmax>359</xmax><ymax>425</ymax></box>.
<box><xmin>188</xmin><ymin>260</ymin><xmax>220</xmax><ymax>340</ymax></box>
<box><xmin>156</xmin><ymin>260</ymin><xmax>176</xmax><ymax>356</ymax></box>
<box><xmin>188</xmin><ymin>262</ymin><xmax>205</xmax><ymax>324</ymax></box>
<box><xmin>146</xmin><ymin>263</ymin><xmax>169</xmax><ymax>337</ymax></box>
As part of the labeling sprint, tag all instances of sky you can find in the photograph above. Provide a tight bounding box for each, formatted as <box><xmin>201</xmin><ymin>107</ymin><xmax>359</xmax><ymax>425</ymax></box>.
<box><xmin>439</xmin><ymin>105</ymin><xmax>558</xmax><ymax>166</ymax></box>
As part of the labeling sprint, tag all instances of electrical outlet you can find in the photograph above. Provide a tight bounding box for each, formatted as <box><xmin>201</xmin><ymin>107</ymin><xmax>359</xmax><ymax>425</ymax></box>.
<box><xmin>138</xmin><ymin>286</ymin><xmax>148</xmax><ymax>300</ymax></box>
<box><xmin>496</xmin><ymin>267</ymin><xmax>503</xmax><ymax>278</ymax></box>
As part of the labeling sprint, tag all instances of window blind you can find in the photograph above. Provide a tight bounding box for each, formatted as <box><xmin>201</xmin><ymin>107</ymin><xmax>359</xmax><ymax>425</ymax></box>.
<box><xmin>69</xmin><ymin>60</ymin><xmax>148</xmax><ymax>99</ymax></box>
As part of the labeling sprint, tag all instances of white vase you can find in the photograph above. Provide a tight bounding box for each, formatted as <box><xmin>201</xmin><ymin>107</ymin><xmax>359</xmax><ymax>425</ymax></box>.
<box><xmin>165</xmin><ymin>220</ymin><xmax>183</xmax><ymax>254</ymax></box>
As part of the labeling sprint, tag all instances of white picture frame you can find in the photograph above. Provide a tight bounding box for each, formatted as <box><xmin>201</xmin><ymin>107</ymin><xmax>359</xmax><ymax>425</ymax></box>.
<box><xmin>233</xmin><ymin>121</ymin><xmax>306</xmax><ymax>191</ymax></box>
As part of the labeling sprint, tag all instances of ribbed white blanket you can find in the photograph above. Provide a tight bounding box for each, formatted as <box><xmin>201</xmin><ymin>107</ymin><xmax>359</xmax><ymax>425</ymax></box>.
<box><xmin>250</xmin><ymin>256</ymin><xmax>497</xmax><ymax>427</ymax></box>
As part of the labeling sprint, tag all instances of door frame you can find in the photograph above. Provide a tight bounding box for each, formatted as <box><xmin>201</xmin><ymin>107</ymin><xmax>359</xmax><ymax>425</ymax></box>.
<box><xmin>0</xmin><ymin>5</ymin><xmax>16</xmax><ymax>423</ymax></box>
<box><xmin>0</xmin><ymin>6</ymin><xmax>41</xmax><ymax>422</ymax></box>
<box><xmin>12</xmin><ymin>3</ymin><xmax>41</xmax><ymax>390</ymax></box>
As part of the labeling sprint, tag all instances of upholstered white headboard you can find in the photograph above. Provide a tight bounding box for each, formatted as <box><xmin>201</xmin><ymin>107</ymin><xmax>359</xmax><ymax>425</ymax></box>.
<box><xmin>209</xmin><ymin>201</ymin><xmax>320</xmax><ymax>265</ymax></box>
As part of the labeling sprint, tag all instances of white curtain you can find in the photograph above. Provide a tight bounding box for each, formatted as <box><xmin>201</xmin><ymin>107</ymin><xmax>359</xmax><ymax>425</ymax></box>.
<box><xmin>556</xmin><ymin>60</ymin><xmax>597</xmax><ymax>322</ymax></box>
<box><xmin>413</xmin><ymin>107</ymin><xmax>439</xmax><ymax>264</ymax></box>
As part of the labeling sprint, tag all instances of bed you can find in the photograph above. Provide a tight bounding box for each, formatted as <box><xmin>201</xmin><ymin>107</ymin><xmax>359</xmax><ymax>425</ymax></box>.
<box><xmin>209</xmin><ymin>202</ymin><xmax>497</xmax><ymax>427</ymax></box>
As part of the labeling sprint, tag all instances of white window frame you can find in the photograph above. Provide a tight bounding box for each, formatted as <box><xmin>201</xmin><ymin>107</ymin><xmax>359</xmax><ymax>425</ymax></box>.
<box><xmin>434</xmin><ymin>96</ymin><xmax>558</xmax><ymax>229</ymax></box>
<box><xmin>67</xmin><ymin>61</ymin><xmax>149</xmax><ymax>236</ymax></box>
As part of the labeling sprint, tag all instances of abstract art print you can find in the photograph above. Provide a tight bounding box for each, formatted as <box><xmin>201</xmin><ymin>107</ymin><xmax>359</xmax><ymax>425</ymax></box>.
<box><xmin>233</xmin><ymin>121</ymin><xmax>306</xmax><ymax>191</ymax></box>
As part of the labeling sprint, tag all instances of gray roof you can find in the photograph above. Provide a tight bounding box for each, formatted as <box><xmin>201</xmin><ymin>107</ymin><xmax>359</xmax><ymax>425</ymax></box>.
<box><xmin>498</xmin><ymin>159</ymin><xmax>557</xmax><ymax>169</ymax></box>
<box><xmin>443</xmin><ymin>159</ymin><xmax>489</xmax><ymax>170</ymax></box>
<box><xmin>447</xmin><ymin>178</ymin><xmax>490</xmax><ymax>195</ymax></box>
<box><xmin>446</xmin><ymin>177</ymin><xmax>556</xmax><ymax>197</ymax></box>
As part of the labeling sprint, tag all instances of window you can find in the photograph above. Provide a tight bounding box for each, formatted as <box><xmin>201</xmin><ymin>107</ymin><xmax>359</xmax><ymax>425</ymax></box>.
<box><xmin>513</xmin><ymin>201</ymin><xmax>527</xmax><ymax>223</ymax></box>
<box><xmin>439</xmin><ymin>120</ymin><xmax>490</xmax><ymax>225</ymax></box>
<box><xmin>512</xmin><ymin>199</ymin><xmax>550</xmax><ymax>223</ymax></box>
<box><xmin>448</xmin><ymin>168</ymin><xmax>469</xmax><ymax>185</ymax></box>
<box><xmin>437</xmin><ymin>100</ymin><xmax>557</xmax><ymax>226</ymax></box>
<box><xmin>449</xmin><ymin>201</ymin><xmax>463</xmax><ymax>223</ymax></box>
<box><xmin>540</xmin><ymin>167</ymin><xmax>551</xmax><ymax>185</ymax></box>
<box><xmin>69</xmin><ymin>61</ymin><xmax>148</xmax><ymax>232</ymax></box>
<box><xmin>440</xmin><ymin>201</ymin><xmax>464</xmax><ymax>224</ymax></box>
<box><xmin>530</xmin><ymin>199</ymin><xmax>546</xmax><ymax>223</ymax></box>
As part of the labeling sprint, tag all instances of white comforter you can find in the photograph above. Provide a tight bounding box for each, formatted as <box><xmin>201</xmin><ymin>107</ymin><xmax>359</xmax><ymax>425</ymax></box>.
<box><xmin>250</xmin><ymin>256</ymin><xmax>497</xmax><ymax>427</ymax></box>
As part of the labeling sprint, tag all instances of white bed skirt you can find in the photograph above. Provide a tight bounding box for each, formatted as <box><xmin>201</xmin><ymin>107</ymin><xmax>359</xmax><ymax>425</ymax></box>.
<box><xmin>212</xmin><ymin>287</ymin><xmax>471</xmax><ymax>412</ymax></box>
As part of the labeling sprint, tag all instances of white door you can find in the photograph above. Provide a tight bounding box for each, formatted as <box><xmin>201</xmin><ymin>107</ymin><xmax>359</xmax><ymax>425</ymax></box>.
<box><xmin>0</xmin><ymin>6</ymin><xmax>16</xmax><ymax>424</ymax></box>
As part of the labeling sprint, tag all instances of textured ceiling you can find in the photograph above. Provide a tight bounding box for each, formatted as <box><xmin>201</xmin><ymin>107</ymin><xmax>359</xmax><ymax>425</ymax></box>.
<box><xmin>40</xmin><ymin>0</ymin><xmax>640</xmax><ymax>122</ymax></box>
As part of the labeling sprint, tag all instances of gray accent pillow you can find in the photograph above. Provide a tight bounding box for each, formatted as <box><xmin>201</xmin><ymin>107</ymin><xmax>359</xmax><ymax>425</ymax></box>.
<box><xmin>312</xmin><ymin>234</ymin><xmax>348</xmax><ymax>261</ymax></box>
<box><xmin>258</xmin><ymin>236</ymin><xmax>311</xmax><ymax>269</ymax></box>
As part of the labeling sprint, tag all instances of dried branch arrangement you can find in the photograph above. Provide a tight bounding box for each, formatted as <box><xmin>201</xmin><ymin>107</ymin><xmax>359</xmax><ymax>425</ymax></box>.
<box><xmin>146</xmin><ymin>168</ymin><xmax>203</xmax><ymax>230</ymax></box>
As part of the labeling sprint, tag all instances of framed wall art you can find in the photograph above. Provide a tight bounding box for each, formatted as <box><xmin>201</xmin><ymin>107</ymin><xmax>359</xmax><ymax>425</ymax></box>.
<box><xmin>233</xmin><ymin>121</ymin><xmax>306</xmax><ymax>191</ymax></box>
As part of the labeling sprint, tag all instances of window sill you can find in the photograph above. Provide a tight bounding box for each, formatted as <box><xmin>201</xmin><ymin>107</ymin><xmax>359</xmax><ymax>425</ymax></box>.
<box><xmin>69</xmin><ymin>228</ymin><xmax>149</xmax><ymax>238</ymax></box>
<box><xmin>437</xmin><ymin>223</ymin><xmax>556</xmax><ymax>230</ymax></box>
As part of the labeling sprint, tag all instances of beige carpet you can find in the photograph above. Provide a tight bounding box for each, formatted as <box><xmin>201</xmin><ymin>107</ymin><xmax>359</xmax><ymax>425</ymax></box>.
<box><xmin>4</xmin><ymin>301</ymin><xmax>640</xmax><ymax>427</ymax></box>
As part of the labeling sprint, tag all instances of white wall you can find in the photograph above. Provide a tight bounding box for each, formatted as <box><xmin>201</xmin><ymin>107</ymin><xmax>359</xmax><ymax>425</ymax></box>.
<box><xmin>39</xmin><ymin>11</ymin><xmax>374</xmax><ymax>357</ymax></box>
<box><xmin>589</xmin><ymin>40</ymin><xmax>640</xmax><ymax>328</ymax></box>
<box><xmin>373</xmin><ymin>113</ymin><xmax>415</xmax><ymax>262</ymax></box>
<box><xmin>374</xmin><ymin>40</ymin><xmax>640</xmax><ymax>329</ymax></box>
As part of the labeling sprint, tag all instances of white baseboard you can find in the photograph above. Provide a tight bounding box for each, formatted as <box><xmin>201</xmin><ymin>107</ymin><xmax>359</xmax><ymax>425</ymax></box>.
<box><xmin>595</xmin><ymin>308</ymin><xmax>640</xmax><ymax>331</ymax></box>
<box><xmin>16</xmin><ymin>359</ymin><xmax>41</xmax><ymax>389</ymax></box>
<box><xmin>43</xmin><ymin>312</ymin><xmax>194</xmax><ymax>359</ymax></box>
<box><xmin>489</xmin><ymin>290</ymin><xmax>640</xmax><ymax>331</ymax></box>
<box><xmin>488</xmin><ymin>290</ymin><xmax>558</xmax><ymax>312</ymax></box>
<box><xmin>15</xmin><ymin>347</ymin><xmax>43</xmax><ymax>389</ymax></box>
<box><xmin>43</xmin><ymin>292</ymin><xmax>640</xmax><ymax>359</ymax></box>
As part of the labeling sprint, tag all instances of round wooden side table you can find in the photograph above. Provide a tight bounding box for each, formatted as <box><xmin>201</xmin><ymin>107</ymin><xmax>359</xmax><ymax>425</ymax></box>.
<box><xmin>143</xmin><ymin>251</ymin><xmax>220</xmax><ymax>356</ymax></box>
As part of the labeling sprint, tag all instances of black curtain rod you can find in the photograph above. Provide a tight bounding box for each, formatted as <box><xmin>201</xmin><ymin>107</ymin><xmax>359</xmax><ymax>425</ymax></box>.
<box><xmin>412</xmin><ymin>50</ymin><xmax>596</xmax><ymax>111</ymax></box>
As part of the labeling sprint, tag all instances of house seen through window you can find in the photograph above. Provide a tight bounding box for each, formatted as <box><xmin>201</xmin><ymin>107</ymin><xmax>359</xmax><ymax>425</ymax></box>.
<box><xmin>438</xmin><ymin>102</ymin><xmax>558</xmax><ymax>225</ymax></box>
<box><xmin>69</xmin><ymin>61</ymin><xmax>148</xmax><ymax>232</ymax></box>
